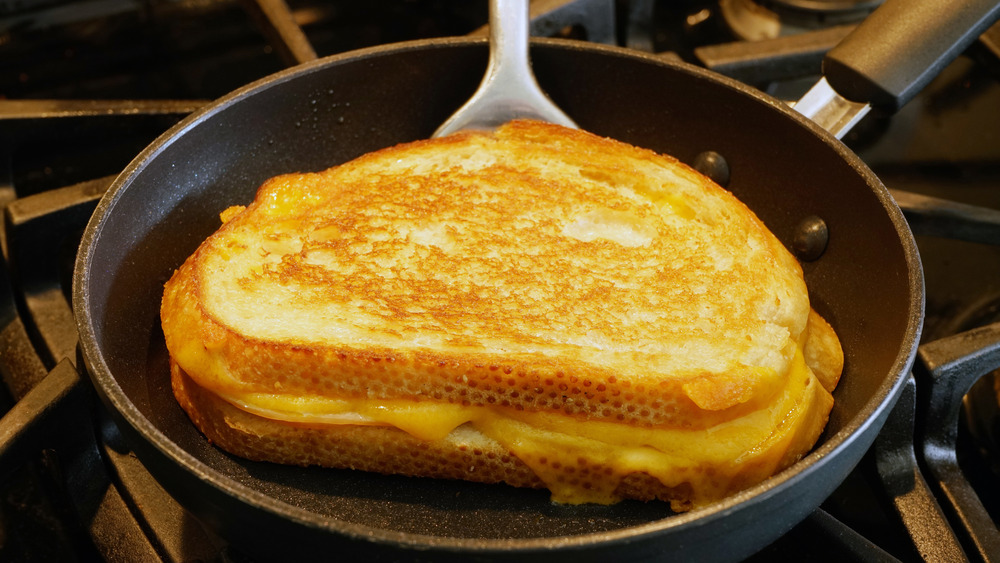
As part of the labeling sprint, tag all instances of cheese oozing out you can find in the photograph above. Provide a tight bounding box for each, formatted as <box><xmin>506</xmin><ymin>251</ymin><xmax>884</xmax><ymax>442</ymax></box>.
<box><xmin>212</xmin><ymin>347</ymin><xmax>831</xmax><ymax>506</ymax></box>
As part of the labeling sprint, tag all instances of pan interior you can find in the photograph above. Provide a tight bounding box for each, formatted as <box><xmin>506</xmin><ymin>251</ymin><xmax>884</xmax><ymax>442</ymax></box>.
<box><xmin>78</xmin><ymin>40</ymin><xmax>919</xmax><ymax>545</ymax></box>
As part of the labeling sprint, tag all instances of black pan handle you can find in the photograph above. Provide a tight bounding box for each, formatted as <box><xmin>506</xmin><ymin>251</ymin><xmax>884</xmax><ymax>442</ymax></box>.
<box><xmin>824</xmin><ymin>0</ymin><xmax>1000</xmax><ymax>111</ymax></box>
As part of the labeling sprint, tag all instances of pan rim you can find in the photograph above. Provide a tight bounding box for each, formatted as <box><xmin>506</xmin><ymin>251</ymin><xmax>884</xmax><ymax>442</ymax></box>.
<box><xmin>72</xmin><ymin>36</ymin><xmax>924</xmax><ymax>555</ymax></box>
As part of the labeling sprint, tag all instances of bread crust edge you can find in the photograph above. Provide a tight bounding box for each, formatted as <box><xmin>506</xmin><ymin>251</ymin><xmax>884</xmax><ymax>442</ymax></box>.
<box><xmin>171</xmin><ymin>361</ymin><xmax>698</xmax><ymax>510</ymax></box>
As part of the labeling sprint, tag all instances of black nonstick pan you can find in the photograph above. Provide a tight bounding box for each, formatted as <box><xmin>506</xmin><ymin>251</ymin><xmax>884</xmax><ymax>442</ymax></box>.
<box><xmin>72</xmin><ymin>1</ymin><xmax>999</xmax><ymax>561</ymax></box>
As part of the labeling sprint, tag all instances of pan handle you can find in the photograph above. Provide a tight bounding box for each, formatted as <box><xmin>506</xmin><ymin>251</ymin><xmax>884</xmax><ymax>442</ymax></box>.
<box><xmin>824</xmin><ymin>0</ymin><xmax>1000</xmax><ymax>112</ymax></box>
<box><xmin>795</xmin><ymin>0</ymin><xmax>1000</xmax><ymax>138</ymax></box>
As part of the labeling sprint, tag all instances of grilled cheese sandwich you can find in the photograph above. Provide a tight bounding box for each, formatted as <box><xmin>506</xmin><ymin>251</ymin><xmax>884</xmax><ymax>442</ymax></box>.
<box><xmin>161</xmin><ymin>120</ymin><xmax>843</xmax><ymax>510</ymax></box>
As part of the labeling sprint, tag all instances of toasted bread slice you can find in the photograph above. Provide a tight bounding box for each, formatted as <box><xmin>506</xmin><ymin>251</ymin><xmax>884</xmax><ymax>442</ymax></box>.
<box><xmin>161</xmin><ymin>120</ymin><xmax>842</xmax><ymax>510</ymax></box>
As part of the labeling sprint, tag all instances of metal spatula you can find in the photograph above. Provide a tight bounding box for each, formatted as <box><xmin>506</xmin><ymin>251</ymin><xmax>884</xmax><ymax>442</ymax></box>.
<box><xmin>432</xmin><ymin>0</ymin><xmax>577</xmax><ymax>138</ymax></box>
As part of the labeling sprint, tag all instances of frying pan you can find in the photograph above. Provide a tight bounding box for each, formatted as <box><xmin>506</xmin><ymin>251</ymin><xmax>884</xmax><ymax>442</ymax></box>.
<box><xmin>71</xmin><ymin>2</ymin><xmax>997</xmax><ymax>561</ymax></box>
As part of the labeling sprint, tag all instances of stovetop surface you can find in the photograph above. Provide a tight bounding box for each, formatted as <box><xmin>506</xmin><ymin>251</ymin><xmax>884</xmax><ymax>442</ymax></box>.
<box><xmin>1</xmin><ymin>1</ymin><xmax>999</xmax><ymax>561</ymax></box>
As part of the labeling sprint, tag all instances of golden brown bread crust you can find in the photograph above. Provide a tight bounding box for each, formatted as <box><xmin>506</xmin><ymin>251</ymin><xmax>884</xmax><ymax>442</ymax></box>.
<box><xmin>161</xmin><ymin>119</ymin><xmax>828</xmax><ymax>428</ymax></box>
<box><xmin>161</xmin><ymin>119</ymin><xmax>843</xmax><ymax>509</ymax></box>
<box><xmin>162</xmin><ymin>260</ymin><xmax>796</xmax><ymax>431</ymax></box>
<box><xmin>164</xmin><ymin>260</ymin><xmax>839</xmax><ymax>429</ymax></box>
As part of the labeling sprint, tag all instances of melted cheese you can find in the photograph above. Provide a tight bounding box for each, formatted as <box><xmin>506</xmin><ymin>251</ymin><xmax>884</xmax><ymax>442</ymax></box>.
<box><xmin>213</xmin><ymin>349</ymin><xmax>830</xmax><ymax>506</ymax></box>
<box><xmin>224</xmin><ymin>394</ymin><xmax>473</xmax><ymax>441</ymax></box>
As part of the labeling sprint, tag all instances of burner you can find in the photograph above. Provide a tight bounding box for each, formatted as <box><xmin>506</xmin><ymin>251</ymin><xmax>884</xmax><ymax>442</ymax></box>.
<box><xmin>940</xmin><ymin>291</ymin><xmax>1000</xmax><ymax>501</ymax></box>
<box><xmin>719</xmin><ymin>0</ymin><xmax>881</xmax><ymax>40</ymax></box>
<box><xmin>764</xmin><ymin>0</ymin><xmax>882</xmax><ymax>11</ymax></box>
<box><xmin>3</xmin><ymin>1</ymin><xmax>1000</xmax><ymax>560</ymax></box>
<box><xmin>965</xmin><ymin>371</ymin><xmax>1000</xmax><ymax>478</ymax></box>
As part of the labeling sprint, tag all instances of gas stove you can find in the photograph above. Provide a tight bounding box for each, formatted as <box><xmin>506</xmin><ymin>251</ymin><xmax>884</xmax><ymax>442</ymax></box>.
<box><xmin>1</xmin><ymin>1</ymin><xmax>1000</xmax><ymax>561</ymax></box>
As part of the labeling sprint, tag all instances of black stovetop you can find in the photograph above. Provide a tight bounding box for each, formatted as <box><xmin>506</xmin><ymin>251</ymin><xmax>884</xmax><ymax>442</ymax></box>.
<box><xmin>2</xmin><ymin>1</ymin><xmax>1000</xmax><ymax>561</ymax></box>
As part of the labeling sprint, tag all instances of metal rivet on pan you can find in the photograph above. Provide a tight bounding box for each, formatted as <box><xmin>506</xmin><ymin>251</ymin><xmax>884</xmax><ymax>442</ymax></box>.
<box><xmin>792</xmin><ymin>215</ymin><xmax>829</xmax><ymax>262</ymax></box>
<box><xmin>692</xmin><ymin>151</ymin><xmax>730</xmax><ymax>187</ymax></box>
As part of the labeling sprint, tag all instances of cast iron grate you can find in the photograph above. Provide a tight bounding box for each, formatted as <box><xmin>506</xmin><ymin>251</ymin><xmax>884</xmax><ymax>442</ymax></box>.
<box><xmin>1</xmin><ymin>1</ymin><xmax>1000</xmax><ymax>561</ymax></box>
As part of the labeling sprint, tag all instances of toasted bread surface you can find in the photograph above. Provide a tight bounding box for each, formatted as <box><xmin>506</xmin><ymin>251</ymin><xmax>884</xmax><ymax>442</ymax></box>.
<box><xmin>161</xmin><ymin>120</ymin><xmax>843</xmax><ymax>508</ymax></box>
<box><xmin>164</xmin><ymin>120</ymin><xmax>817</xmax><ymax>424</ymax></box>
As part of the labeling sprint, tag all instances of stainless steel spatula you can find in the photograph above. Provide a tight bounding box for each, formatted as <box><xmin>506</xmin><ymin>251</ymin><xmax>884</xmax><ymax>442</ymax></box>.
<box><xmin>432</xmin><ymin>0</ymin><xmax>577</xmax><ymax>138</ymax></box>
